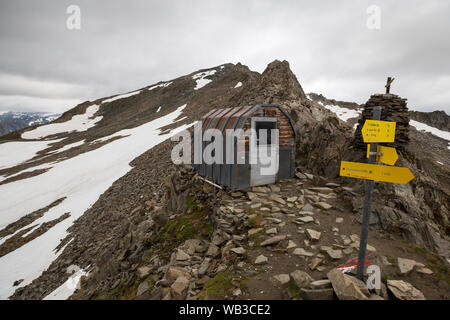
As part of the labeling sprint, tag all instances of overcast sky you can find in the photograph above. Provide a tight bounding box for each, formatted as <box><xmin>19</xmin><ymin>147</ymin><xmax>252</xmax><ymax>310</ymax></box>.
<box><xmin>0</xmin><ymin>0</ymin><xmax>449</xmax><ymax>113</ymax></box>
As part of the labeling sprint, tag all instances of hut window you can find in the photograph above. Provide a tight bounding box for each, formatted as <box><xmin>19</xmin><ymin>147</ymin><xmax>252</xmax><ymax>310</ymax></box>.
<box><xmin>254</xmin><ymin>118</ymin><xmax>277</xmax><ymax>145</ymax></box>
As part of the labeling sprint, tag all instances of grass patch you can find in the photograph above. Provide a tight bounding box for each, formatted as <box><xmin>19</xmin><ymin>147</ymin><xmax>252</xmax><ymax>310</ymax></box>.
<box><xmin>404</xmin><ymin>243</ymin><xmax>450</xmax><ymax>285</ymax></box>
<box><xmin>386</xmin><ymin>256</ymin><xmax>396</xmax><ymax>264</ymax></box>
<box><xmin>247</xmin><ymin>215</ymin><xmax>262</xmax><ymax>228</ymax></box>
<box><xmin>198</xmin><ymin>272</ymin><xmax>242</xmax><ymax>299</ymax></box>
<box><xmin>288</xmin><ymin>280</ymin><xmax>301</xmax><ymax>299</ymax></box>
<box><xmin>413</xmin><ymin>245</ymin><xmax>428</xmax><ymax>255</ymax></box>
<box><xmin>155</xmin><ymin>195</ymin><xmax>213</xmax><ymax>250</ymax></box>
<box><xmin>186</xmin><ymin>196</ymin><xmax>202</xmax><ymax>214</ymax></box>
<box><xmin>158</xmin><ymin>210</ymin><xmax>213</xmax><ymax>247</ymax></box>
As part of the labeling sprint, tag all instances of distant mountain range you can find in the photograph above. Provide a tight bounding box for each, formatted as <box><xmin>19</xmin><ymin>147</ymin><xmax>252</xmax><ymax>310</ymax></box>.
<box><xmin>0</xmin><ymin>111</ymin><xmax>61</xmax><ymax>137</ymax></box>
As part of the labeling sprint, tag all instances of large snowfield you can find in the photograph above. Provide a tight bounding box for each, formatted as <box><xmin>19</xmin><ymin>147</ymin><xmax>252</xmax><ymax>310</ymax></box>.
<box><xmin>0</xmin><ymin>104</ymin><xmax>193</xmax><ymax>299</ymax></box>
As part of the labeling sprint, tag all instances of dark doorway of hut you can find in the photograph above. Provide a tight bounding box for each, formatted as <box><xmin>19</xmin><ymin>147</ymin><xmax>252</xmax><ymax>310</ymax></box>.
<box><xmin>251</xmin><ymin>117</ymin><xmax>278</xmax><ymax>187</ymax></box>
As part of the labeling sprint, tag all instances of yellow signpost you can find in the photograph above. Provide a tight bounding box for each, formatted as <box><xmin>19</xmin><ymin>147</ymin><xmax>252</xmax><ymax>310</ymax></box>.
<box><xmin>340</xmin><ymin>161</ymin><xmax>414</xmax><ymax>184</ymax></box>
<box><xmin>340</xmin><ymin>104</ymin><xmax>414</xmax><ymax>281</ymax></box>
<box><xmin>366</xmin><ymin>144</ymin><xmax>399</xmax><ymax>166</ymax></box>
<box><xmin>362</xmin><ymin>120</ymin><xmax>396</xmax><ymax>143</ymax></box>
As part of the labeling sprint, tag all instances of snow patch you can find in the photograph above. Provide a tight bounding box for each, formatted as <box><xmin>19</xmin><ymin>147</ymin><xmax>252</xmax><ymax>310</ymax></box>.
<box><xmin>21</xmin><ymin>105</ymin><xmax>102</xmax><ymax>140</ymax></box>
<box><xmin>234</xmin><ymin>82</ymin><xmax>243</xmax><ymax>88</ymax></box>
<box><xmin>0</xmin><ymin>139</ymin><xmax>62</xmax><ymax>169</ymax></box>
<box><xmin>318</xmin><ymin>101</ymin><xmax>361</xmax><ymax>122</ymax></box>
<box><xmin>192</xmin><ymin>69</ymin><xmax>217</xmax><ymax>90</ymax></box>
<box><xmin>43</xmin><ymin>267</ymin><xmax>88</xmax><ymax>300</ymax></box>
<box><xmin>410</xmin><ymin>120</ymin><xmax>450</xmax><ymax>150</ymax></box>
<box><xmin>148</xmin><ymin>82</ymin><xmax>172</xmax><ymax>91</ymax></box>
<box><xmin>156</xmin><ymin>106</ymin><xmax>162</xmax><ymax>113</ymax></box>
<box><xmin>102</xmin><ymin>91</ymin><xmax>141</xmax><ymax>104</ymax></box>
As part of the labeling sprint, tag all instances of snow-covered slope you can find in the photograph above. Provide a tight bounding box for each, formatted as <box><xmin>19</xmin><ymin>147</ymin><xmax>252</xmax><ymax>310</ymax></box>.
<box><xmin>0</xmin><ymin>104</ymin><xmax>192</xmax><ymax>299</ymax></box>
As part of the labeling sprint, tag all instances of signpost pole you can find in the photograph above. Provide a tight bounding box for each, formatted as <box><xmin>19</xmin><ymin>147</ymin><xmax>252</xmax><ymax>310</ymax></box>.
<box><xmin>356</xmin><ymin>106</ymin><xmax>381</xmax><ymax>280</ymax></box>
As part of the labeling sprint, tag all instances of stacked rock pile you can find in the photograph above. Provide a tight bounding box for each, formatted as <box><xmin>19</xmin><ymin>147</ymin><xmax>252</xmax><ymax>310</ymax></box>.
<box><xmin>354</xmin><ymin>93</ymin><xmax>410</xmax><ymax>150</ymax></box>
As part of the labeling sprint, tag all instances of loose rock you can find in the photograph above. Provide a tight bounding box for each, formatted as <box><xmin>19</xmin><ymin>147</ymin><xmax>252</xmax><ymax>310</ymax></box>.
<box><xmin>327</xmin><ymin>269</ymin><xmax>369</xmax><ymax>300</ymax></box>
<box><xmin>387</xmin><ymin>280</ymin><xmax>425</xmax><ymax>300</ymax></box>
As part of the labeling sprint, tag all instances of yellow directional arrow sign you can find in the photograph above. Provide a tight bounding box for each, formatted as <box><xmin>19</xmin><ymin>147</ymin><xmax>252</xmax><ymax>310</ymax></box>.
<box><xmin>362</xmin><ymin>120</ymin><xmax>396</xmax><ymax>143</ymax></box>
<box><xmin>340</xmin><ymin>161</ymin><xmax>414</xmax><ymax>184</ymax></box>
<box><xmin>366</xmin><ymin>144</ymin><xmax>399</xmax><ymax>166</ymax></box>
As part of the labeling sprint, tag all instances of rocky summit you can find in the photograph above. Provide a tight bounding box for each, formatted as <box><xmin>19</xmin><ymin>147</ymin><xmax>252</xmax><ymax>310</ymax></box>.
<box><xmin>0</xmin><ymin>60</ymin><xmax>449</xmax><ymax>301</ymax></box>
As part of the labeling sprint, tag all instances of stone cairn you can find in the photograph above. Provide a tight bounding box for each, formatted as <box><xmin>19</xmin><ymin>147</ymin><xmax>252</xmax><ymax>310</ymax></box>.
<box><xmin>354</xmin><ymin>93</ymin><xmax>410</xmax><ymax>150</ymax></box>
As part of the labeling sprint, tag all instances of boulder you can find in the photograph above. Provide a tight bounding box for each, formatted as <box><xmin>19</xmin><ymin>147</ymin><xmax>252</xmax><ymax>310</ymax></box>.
<box><xmin>301</xmin><ymin>203</ymin><xmax>315</xmax><ymax>212</ymax></box>
<box><xmin>321</xmin><ymin>246</ymin><xmax>343</xmax><ymax>260</ymax></box>
<box><xmin>230</xmin><ymin>247</ymin><xmax>246</xmax><ymax>255</ymax></box>
<box><xmin>255</xmin><ymin>255</ymin><xmax>268</xmax><ymax>265</ymax></box>
<box><xmin>315</xmin><ymin>202</ymin><xmax>332</xmax><ymax>210</ymax></box>
<box><xmin>260</xmin><ymin>235</ymin><xmax>287</xmax><ymax>246</ymax></box>
<box><xmin>136</xmin><ymin>281</ymin><xmax>150</xmax><ymax>297</ymax></box>
<box><xmin>397</xmin><ymin>257</ymin><xmax>424</xmax><ymax>274</ymax></box>
<box><xmin>309</xmin><ymin>257</ymin><xmax>323</xmax><ymax>270</ymax></box>
<box><xmin>248</xmin><ymin>228</ymin><xmax>263</xmax><ymax>236</ymax></box>
<box><xmin>286</xmin><ymin>240</ymin><xmax>297</xmax><ymax>249</ymax></box>
<box><xmin>327</xmin><ymin>269</ymin><xmax>370</xmax><ymax>300</ymax></box>
<box><xmin>165</xmin><ymin>266</ymin><xmax>191</xmax><ymax>283</ymax></box>
<box><xmin>290</xmin><ymin>270</ymin><xmax>314</xmax><ymax>289</ymax></box>
<box><xmin>293</xmin><ymin>248</ymin><xmax>314</xmax><ymax>257</ymax></box>
<box><xmin>306</xmin><ymin>229</ymin><xmax>321</xmax><ymax>241</ymax></box>
<box><xmin>206</xmin><ymin>244</ymin><xmax>220</xmax><ymax>257</ymax></box>
<box><xmin>170</xmin><ymin>276</ymin><xmax>190</xmax><ymax>299</ymax></box>
<box><xmin>272</xmin><ymin>274</ymin><xmax>290</xmax><ymax>285</ymax></box>
<box><xmin>387</xmin><ymin>280</ymin><xmax>425</xmax><ymax>300</ymax></box>
<box><xmin>137</xmin><ymin>266</ymin><xmax>151</xmax><ymax>280</ymax></box>
<box><xmin>175</xmin><ymin>249</ymin><xmax>190</xmax><ymax>261</ymax></box>
<box><xmin>298</xmin><ymin>216</ymin><xmax>314</xmax><ymax>223</ymax></box>
<box><xmin>300</xmin><ymin>288</ymin><xmax>334</xmax><ymax>300</ymax></box>
<box><xmin>310</xmin><ymin>279</ymin><xmax>332</xmax><ymax>290</ymax></box>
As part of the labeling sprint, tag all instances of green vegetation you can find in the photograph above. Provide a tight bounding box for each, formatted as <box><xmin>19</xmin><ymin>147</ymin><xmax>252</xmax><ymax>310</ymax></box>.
<box><xmin>404</xmin><ymin>243</ymin><xmax>450</xmax><ymax>285</ymax></box>
<box><xmin>186</xmin><ymin>196</ymin><xmax>202</xmax><ymax>213</ymax></box>
<box><xmin>198</xmin><ymin>272</ymin><xmax>243</xmax><ymax>299</ymax></box>
<box><xmin>247</xmin><ymin>215</ymin><xmax>262</xmax><ymax>229</ymax></box>
<box><xmin>156</xmin><ymin>196</ymin><xmax>213</xmax><ymax>250</ymax></box>
<box><xmin>288</xmin><ymin>280</ymin><xmax>301</xmax><ymax>299</ymax></box>
<box><xmin>103</xmin><ymin>195</ymin><xmax>214</xmax><ymax>300</ymax></box>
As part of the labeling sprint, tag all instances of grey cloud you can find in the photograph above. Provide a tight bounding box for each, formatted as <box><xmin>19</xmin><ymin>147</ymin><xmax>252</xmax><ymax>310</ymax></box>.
<box><xmin>0</xmin><ymin>0</ymin><xmax>448</xmax><ymax>113</ymax></box>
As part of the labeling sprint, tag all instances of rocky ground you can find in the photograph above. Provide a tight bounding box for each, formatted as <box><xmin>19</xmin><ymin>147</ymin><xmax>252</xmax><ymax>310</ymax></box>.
<box><xmin>11</xmin><ymin>162</ymin><xmax>449</xmax><ymax>300</ymax></box>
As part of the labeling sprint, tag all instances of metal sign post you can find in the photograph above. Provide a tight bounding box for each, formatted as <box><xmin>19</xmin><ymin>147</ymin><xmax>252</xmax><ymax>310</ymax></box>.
<box><xmin>356</xmin><ymin>106</ymin><xmax>381</xmax><ymax>280</ymax></box>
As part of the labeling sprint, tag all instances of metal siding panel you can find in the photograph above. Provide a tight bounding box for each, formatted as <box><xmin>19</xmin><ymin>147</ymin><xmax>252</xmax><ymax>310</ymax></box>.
<box><xmin>200</xmin><ymin>108</ymin><xmax>224</xmax><ymax>177</ymax></box>
<box><xmin>214</xmin><ymin>107</ymin><xmax>244</xmax><ymax>185</ymax></box>
<box><xmin>237</xmin><ymin>153</ymin><xmax>251</xmax><ymax>190</ymax></box>
<box><xmin>278</xmin><ymin>149</ymin><xmax>291</xmax><ymax>180</ymax></box>
<box><xmin>224</xmin><ymin>106</ymin><xmax>253</xmax><ymax>189</ymax></box>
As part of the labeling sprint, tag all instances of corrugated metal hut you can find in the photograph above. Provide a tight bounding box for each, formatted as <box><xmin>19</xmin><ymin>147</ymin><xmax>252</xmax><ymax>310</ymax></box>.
<box><xmin>194</xmin><ymin>104</ymin><xmax>296</xmax><ymax>190</ymax></box>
